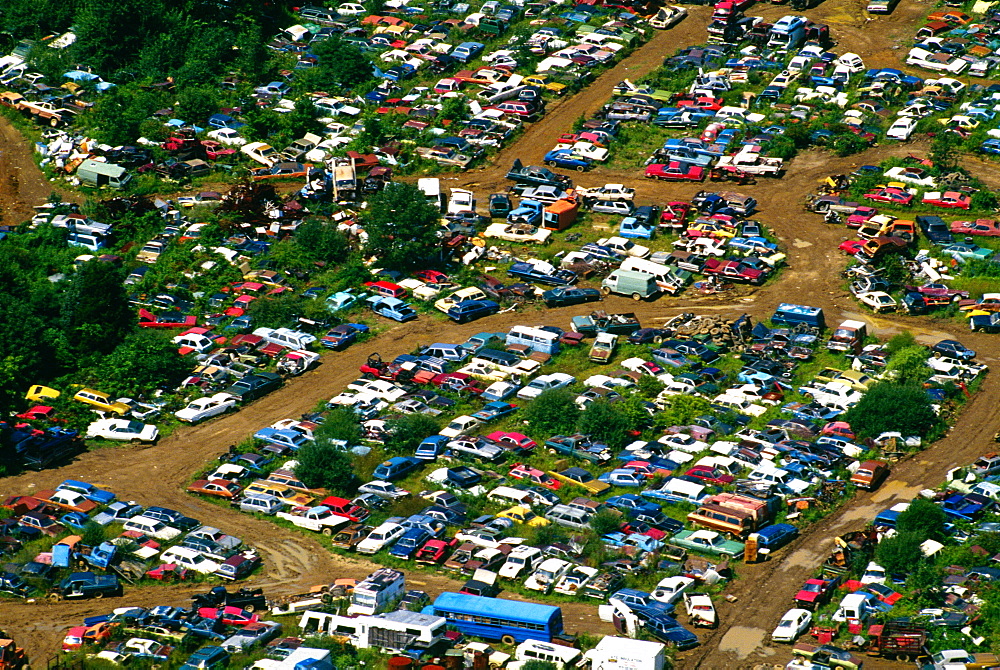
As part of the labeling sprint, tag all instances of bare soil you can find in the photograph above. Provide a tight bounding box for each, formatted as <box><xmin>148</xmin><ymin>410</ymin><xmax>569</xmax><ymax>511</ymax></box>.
<box><xmin>1</xmin><ymin>0</ymin><xmax>998</xmax><ymax>664</ymax></box>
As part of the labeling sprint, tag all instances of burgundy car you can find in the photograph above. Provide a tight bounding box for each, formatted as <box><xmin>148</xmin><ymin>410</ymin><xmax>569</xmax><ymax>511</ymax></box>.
<box><xmin>645</xmin><ymin>161</ymin><xmax>705</xmax><ymax>181</ymax></box>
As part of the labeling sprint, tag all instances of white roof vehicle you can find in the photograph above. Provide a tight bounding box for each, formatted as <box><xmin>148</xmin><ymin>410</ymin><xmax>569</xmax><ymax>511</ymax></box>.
<box><xmin>174</xmin><ymin>393</ymin><xmax>238</xmax><ymax>423</ymax></box>
<box><xmin>86</xmin><ymin>418</ymin><xmax>159</xmax><ymax>443</ymax></box>
<box><xmin>771</xmin><ymin>608</ymin><xmax>812</xmax><ymax>643</ymax></box>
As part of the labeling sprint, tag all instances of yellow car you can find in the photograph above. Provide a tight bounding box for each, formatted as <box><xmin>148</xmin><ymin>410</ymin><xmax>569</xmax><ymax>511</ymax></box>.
<box><xmin>522</xmin><ymin>75</ymin><xmax>567</xmax><ymax>95</ymax></box>
<box><xmin>547</xmin><ymin>467</ymin><xmax>611</xmax><ymax>495</ymax></box>
<box><xmin>26</xmin><ymin>385</ymin><xmax>60</xmax><ymax>402</ymax></box>
<box><xmin>72</xmin><ymin>388</ymin><xmax>130</xmax><ymax>415</ymax></box>
<box><xmin>497</xmin><ymin>506</ymin><xmax>550</xmax><ymax>527</ymax></box>
<box><xmin>243</xmin><ymin>481</ymin><xmax>315</xmax><ymax>507</ymax></box>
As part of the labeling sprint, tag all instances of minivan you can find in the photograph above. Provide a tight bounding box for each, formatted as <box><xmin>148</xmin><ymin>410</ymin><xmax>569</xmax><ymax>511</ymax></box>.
<box><xmin>515</xmin><ymin>640</ymin><xmax>582</xmax><ymax>669</ymax></box>
<box><xmin>506</xmin><ymin>325</ymin><xmax>561</xmax><ymax>355</ymax></box>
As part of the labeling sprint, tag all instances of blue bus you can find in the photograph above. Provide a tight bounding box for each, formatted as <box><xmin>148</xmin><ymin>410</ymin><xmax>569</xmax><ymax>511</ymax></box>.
<box><xmin>428</xmin><ymin>592</ymin><xmax>564</xmax><ymax>644</ymax></box>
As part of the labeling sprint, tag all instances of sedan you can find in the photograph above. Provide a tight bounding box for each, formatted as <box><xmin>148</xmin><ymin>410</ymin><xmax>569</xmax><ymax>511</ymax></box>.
<box><xmin>864</xmin><ymin>187</ymin><xmax>913</xmax><ymax>206</ymax></box>
<box><xmin>188</xmin><ymin>479</ymin><xmax>243</xmax><ymax>499</ymax></box>
<box><xmin>932</xmin><ymin>339</ymin><xmax>976</xmax><ymax>360</ymax></box>
<box><xmin>357</xmin><ymin>481</ymin><xmax>410</xmax><ymax>499</ymax></box>
<box><xmin>645</xmin><ymin>162</ymin><xmax>705</xmax><ymax>181</ymax></box>
<box><xmin>885</xmin><ymin>117</ymin><xmax>917</xmax><ymax>140</ymax></box>
<box><xmin>858</xmin><ymin>291</ymin><xmax>897</xmax><ymax>313</ymax></box>
<box><xmin>627</xmin><ymin>328</ymin><xmax>669</xmax><ymax>345</ymax></box>
<box><xmin>771</xmin><ymin>608</ymin><xmax>812</xmax><ymax>643</ymax></box>
<box><xmin>542</xmin><ymin>287</ymin><xmax>602</xmax><ymax>308</ymax></box>
<box><xmin>320</xmin><ymin>323</ymin><xmax>370</xmax><ymax>350</ymax></box>
<box><xmin>174</xmin><ymin>393</ymin><xmax>238</xmax><ymax>423</ymax></box>
<box><xmin>86</xmin><ymin>419</ymin><xmax>159</xmax><ymax>443</ymax></box>
<box><xmin>950</xmin><ymin>218</ymin><xmax>1000</xmax><ymax>236</ymax></box>
<box><xmin>922</xmin><ymin>191</ymin><xmax>971</xmax><ymax>209</ymax></box>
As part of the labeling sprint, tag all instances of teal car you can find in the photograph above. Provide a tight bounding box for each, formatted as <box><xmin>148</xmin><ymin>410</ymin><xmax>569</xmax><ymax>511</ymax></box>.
<box><xmin>672</xmin><ymin>529</ymin><xmax>745</xmax><ymax>557</ymax></box>
<box><xmin>942</xmin><ymin>243</ymin><xmax>992</xmax><ymax>263</ymax></box>
<box><xmin>327</xmin><ymin>290</ymin><xmax>361</xmax><ymax>311</ymax></box>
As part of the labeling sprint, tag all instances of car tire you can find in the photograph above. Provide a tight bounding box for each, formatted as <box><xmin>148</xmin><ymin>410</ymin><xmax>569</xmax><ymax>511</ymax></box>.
<box><xmin>632</xmin><ymin>293</ymin><xmax>642</xmax><ymax>301</ymax></box>
<box><xmin>576</xmin><ymin>165</ymin><xmax>586</xmax><ymax>172</ymax></box>
<box><xmin>601</xmin><ymin>286</ymin><xmax>611</xmax><ymax>296</ymax></box>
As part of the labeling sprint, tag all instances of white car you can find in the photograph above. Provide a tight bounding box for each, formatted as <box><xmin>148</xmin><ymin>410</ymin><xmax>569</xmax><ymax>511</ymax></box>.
<box><xmin>651</xmin><ymin>575</ymin><xmax>695</xmax><ymax>604</ymax></box>
<box><xmin>884</xmin><ymin>166</ymin><xmax>936</xmax><ymax>188</ymax></box>
<box><xmin>483</xmin><ymin>222</ymin><xmax>552</xmax><ymax>245</ymax></box>
<box><xmin>356</xmin><ymin>522</ymin><xmax>405</xmax><ymax>555</ymax></box>
<box><xmin>683</xmin><ymin>593</ymin><xmax>717</xmax><ymax>627</ymax></box>
<box><xmin>658</xmin><ymin>433</ymin><xmax>708</xmax><ymax>454</ymax></box>
<box><xmin>338</xmin><ymin>2</ymin><xmax>367</xmax><ymax>13</ymax></box>
<box><xmin>597</xmin><ymin>236</ymin><xmax>649</xmax><ymax>258</ymax></box>
<box><xmin>345</xmin><ymin>379</ymin><xmax>407</xmax><ymax>402</ymax></box>
<box><xmin>516</xmin><ymin>373</ymin><xmax>576</xmax><ymax>400</ymax></box>
<box><xmin>240</xmin><ymin>142</ymin><xmax>278</xmax><ymax>167</ymax></box>
<box><xmin>771</xmin><ymin>608</ymin><xmax>812</xmax><ymax>643</ymax></box>
<box><xmin>86</xmin><ymin>418</ymin><xmax>159</xmax><ymax>443</ymax></box>
<box><xmin>357</xmin><ymin>480</ymin><xmax>410</xmax><ymax>499</ymax></box>
<box><xmin>206</xmin><ymin>128</ymin><xmax>246</xmax><ymax>147</ymax></box>
<box><xmin>858</xmin><ymin>291</ymin><xmax>897</xmax><ymax>313</ymax></box>
<box><xmin>159</xmin><ymin>546</ymin><xmax>221</xmax><ymax>574</ymax></box>
<box><xmin>885</xmin><ymin>117</ymin><xmax>917</xmax><ymax>141</ymax></box>
<box><xmin>860</xmin><ymin>561</ymin><xmax>887</xmax><ymax>585</ymax></box>
<box><xmin>440</xmin><ymin>415</ymin><xmax>483</xmax><ymax>438</ymax></box>
<box><xmin>174</xmin><ymin>393</ymin><xmax>238</xmax><ymax>423</ymax></box>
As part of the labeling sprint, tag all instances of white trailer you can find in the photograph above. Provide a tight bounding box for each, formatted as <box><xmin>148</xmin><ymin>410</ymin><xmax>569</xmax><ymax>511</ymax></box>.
<box><xmin>584</xmin><ymin>637</ymin><xmax>666</xmax><ymax>670</ymax></box>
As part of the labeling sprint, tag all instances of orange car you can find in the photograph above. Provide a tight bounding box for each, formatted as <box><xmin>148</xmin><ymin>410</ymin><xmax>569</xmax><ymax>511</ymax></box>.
<box><xmin>187</xmin><ymin>479</ymin><xmax>243</xmax><ymax>499</ymax></box>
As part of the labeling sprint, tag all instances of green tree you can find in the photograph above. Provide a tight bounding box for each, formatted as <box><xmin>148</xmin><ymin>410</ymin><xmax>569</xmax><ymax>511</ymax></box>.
<box><xmin>524</xmin><ymin>389</ymin><xmax>580</xmax><ymax>435</ymax></box>
<box><xmin>363</xmin><ymin>183</ymin><xmax>443</xmax><ymax>272</ymax></box>
<box><xmin>971</xmin><ymin>189</ymin><xmax>999</xmax><ymax>212</ymax></box>
<box><xmin>875</xmin><ymin>531</ymin><xmax>925</xmax><ymax>574</ymax></box>
<box><xmin>636</xmin><ymin>375</ymin><xmax>665</xmax><ymax>398</ymax></box>
<box><xmin>897</xmin><ymin>497</ymin><xmax>948</xmax><ymax>541</ymax></box>
<box><xmin>247</xmin><ymin>293</ymin><xmax>301</xmax><ymax>329</ymax></box>
<box><xmin>306</xmin><ymin>37</ymin><xmax>374</xmax><ymax>90</ymax></box>
<box><xmin>314</xmin><ymin>408</ymin><xmax>362</xmax><ymax>446</ymax></box>
<box><xmin>520</xmin><ymin>662</ymin><xmax>558</xmax><ymax>670</ymax></box>
<box><xmin>60</xmin><ymin>261</ymin><xmax>132</xmax><ymax>359</ymax></box>
<box><xmin>656</xmin><ymin>394</ymin><xmax>711</xmax><ymax>428</ymax></box>
<box><xmin>294</xmin><ymin>219</ymin><xmax>351</xmax><ymax>265</ymax></box>
<box><xmin>930</xmin><ymin>132</ymin><xmax>961</xmax><ymax>170</ymax></box>
<box><xmin>590</xmin><ymin>509</ymin><xmax>621</xmax><ymax>536</ymax></box>
<box><xmin>886</xmin><ymin>345</ymin><xmax>932</xmax><ymax>385</ymax></box>
<box><xmin>96</xmin><ymin>330</ymin><xmax>192</xmax><ymax>397</ymax></box>
<box><xmin>885</xmin><ymin>331</ymin><xmax>916</xmax><ymax>355</ymax></box>
<box><xmin>841</xmin><ymin>382</ymin><xmax>940</xmax><ymax>439</ymax></box>
<box><xmin>174</xmin><ymin>86</ymin><xmax>219</xmax><ymax>126</ymax></box>
<box><xmin>295</xmin><ymin>443</ymin><xmax>359</xmax><ymax>495</ymax></box>
<box><xmin>578</xmin><ymin>400</ymin><xmax>631</xmax><ymax>450</ymax></box>
<box><xmin>384</xmin><ymin>414</ymin><xmax>439</xmax><ymax>454</ymax></box>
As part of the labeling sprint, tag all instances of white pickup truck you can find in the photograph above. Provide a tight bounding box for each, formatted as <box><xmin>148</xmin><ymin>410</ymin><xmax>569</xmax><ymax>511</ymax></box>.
<box><xmin>715</xmin><ymin>151</ymin><xmax>784</xmax><ymax>176</ymax></box>
<box><xmin>798</xmin><ymin>381</ymin><xmax>863</xmax><ymax>410</ymax></box>
<box><xmin>277</xmin><ymin>506</ymin><xmax>351</xmax><ymax>535</ymax></box>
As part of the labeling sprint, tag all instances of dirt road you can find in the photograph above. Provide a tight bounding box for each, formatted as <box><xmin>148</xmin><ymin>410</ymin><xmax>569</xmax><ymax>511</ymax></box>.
<box><xmin>1</xmin><ymin>0</ymin><xmax>998</xmax><ymax>664</ymax></box>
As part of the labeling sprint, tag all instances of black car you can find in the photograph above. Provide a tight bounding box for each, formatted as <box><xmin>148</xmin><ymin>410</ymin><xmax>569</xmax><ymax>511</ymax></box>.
<box><xmin>143</xmin><ymin>506</ymin><xmax>200</xmax><ymax>531</ymax></box>
<box><xmin>489</xmin><ymin>193</ymin><xmax>512</xmax><ymax>218</ymax></box>
<box><xmin>662</xmin><ymin>339</ymin><xmax>720</xmax><ymax>363</ymax></box>
<box><xmin>192</xmin><ymin>586</ymin><xmax>267</xmax><ymax>613</ymax></box>
<box><xmin>932</xmin><ymin>339</ymin><xmax>976</xmax><ymax>360</ymax></box>
<box><xmin>627</xmin><ymin>327</ymin><xmax>669</xmax><ymax>345</ymax></box>
<box><xmin>542</xmin><ymin>287</ymin><xmax>602</xmax><ymax>308</ymax></box>
<box><xmin>224</xmin><ymin>372</ymin><xmax>282</xmax><ymax>402</ymax></box>
<box><xmin>915</xmin><ymin>215</ymin><xmax>954</xmax><ymax>245</ymax></box>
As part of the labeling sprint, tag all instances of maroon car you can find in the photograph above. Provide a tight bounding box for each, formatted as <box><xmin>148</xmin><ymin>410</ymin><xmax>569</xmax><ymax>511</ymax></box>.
<box><xmin>645</xmin><ymin>161</ymin><xmax>705</xmax><ymax>181</ymax></box>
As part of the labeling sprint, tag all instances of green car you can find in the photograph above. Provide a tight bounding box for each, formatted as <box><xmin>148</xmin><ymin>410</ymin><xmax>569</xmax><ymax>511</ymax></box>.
<box><xmin>672</xmin><ymin>530</ymin><xmax>745</xmax><ymax>558</ymax></box>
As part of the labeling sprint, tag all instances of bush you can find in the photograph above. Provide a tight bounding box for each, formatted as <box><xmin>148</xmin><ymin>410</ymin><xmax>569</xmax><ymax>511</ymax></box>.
<box><xmin>384</xmin><ymin>414</ymin><xmax>439</xmax><ymax>454</ymax></box>
<box><xmin>295</xmin><ymin>444</ymin><xmax>359</xmax><ymax>495</ymax></box>
<box><xmin>577</xmin><ymin>400</ymin><xmax>632</xmax><ymax>450</ymax></box>
<box><xmin>524</xmin><ymin>389</ymin><xmax>580</xmax><ymax>436</ymax></box>
<box><xmin>590</xmin><ymin>509</ymin><xmax>621</xmax><ymax>536</ymax></box>
<box><xmin>875</xmin><ymin>531</ymin><xmax>925</xmax><ymax>574</ymax></box>
<box><xmin>841</xmin><ymin>382</ymin><xmax>940</xmax><ymax>439</ymax></box>
<box><xmin>897</xmin><ymin>497</ymin><xmax>948</xmax><ymax>542</ymax></box>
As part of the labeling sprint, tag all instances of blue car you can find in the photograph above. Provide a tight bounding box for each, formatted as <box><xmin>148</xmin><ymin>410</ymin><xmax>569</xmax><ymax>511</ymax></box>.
<box><xmin>470</xmin><ymin>401</ymin><xmax>518</xmax><ymax>422</ymax></box>
<box><xmin>389</xmin><ymin>527</ymin><xmax>432</xmax><ymax>559</ymax></box>
<box><xmin>508</xmin><ymin>261</ymin><xmax>576</xmax><ymax>286</ymax></box>
<box><xmin>320</xmin><ymin>323</ymin><xmax>370</xmax><ymax>349</ymax></box>
<box><xmin>253</xmin><ymin>428</ymin><xmax>310</xmax><ymax>451</ymax></box>
<box><xmin>607</xmin><ymin>494</ymin><xmax>661</xmax><ymax>515</ymax></box>
<box><xmin>620</xmin><ymin>216</ymin><xmax>655</xmax><ymax>239</ymax></box>
<box><xmin>543</xmin><ymin>149</ymin><xmax>592</xmax><ymax>172</ymax></box>
<box><xmin>60</xmin><ymin>511</ymin><xmax>91</xmax><ymax>529</ymax></box>
<box><xmin>980</xmin><ymin>139</ymin><xmax>1000</xmax><ymax>155</ymax></box>
<box><xmin>367</xmin><ymin>296</ymin><xmax>418</xmax><ymax>322</ymax></box>
<box><xmin>58</xmin><ymin>480</ymin><xmax>116</xmax><ymax>505</ymax></box>
<box><xmin>447</xmin><ymin>299</ymin><xmax>500</xmax><ymax>324</ymax></box>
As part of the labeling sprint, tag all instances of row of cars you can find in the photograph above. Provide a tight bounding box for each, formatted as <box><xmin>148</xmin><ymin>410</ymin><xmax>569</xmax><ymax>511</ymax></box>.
<box><xmin>0</xmin><ymin>479</ymin><xmax>260</xmax><ymax>603</ymax></box>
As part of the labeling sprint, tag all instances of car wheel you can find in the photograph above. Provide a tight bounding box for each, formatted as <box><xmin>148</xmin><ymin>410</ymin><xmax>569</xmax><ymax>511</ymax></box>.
<box><xmin>546</xmin><ymin>161</ymin><xmax>556</xmax><ymax>167</ymax></box>
<box><xmin>601</xmin><ymin>286</ymin><xmax>611</xmax><ymax>296</ymax></box>
<box><xmin>632</xmin><ymin>292</ymin><xmax>642</xmax><ymax>301</ymax></box>
<box><xmin>576</xmin><ymin>165</ymin><xmax>586</xmax><ymax>172</ymax></box>
<box><xmin>653</xmin><ymin>336</ymin><xmax>663</xmax><ymax>344</ymax></box>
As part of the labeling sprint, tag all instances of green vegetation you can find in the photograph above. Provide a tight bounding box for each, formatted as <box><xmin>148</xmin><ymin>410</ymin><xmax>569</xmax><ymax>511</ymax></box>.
<box><xmin>294</xmin><ymin>442</ymin><xmax>360</xmax><ymax>495</ymax></box>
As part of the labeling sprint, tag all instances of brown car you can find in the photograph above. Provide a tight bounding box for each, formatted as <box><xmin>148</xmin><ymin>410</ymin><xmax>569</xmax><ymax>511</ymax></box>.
<box><xmin>331</xmin><ymin>524</ymin><xmax>371</xmax><ymax>551</ymax></box>
<box><xmin>443</xmin><ymin>542</ymin><xmax>478</xmax><ymax>571</ymax></box>
<box><xmin>850</xmin><ymin>460</ymin><xmax>889</xmax><ymax>491</ymax></box>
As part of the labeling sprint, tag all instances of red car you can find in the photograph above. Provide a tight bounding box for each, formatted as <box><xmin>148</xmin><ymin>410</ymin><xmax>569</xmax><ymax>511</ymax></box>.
<box><xmin>677</xmin><ymin>96</ymin><xmax>723</xmax><ymax>112</ymax></box>
<box><xmin>197</xmin><ymin>606</ymin><xmax>260</xmax><ymax>626</ymax></box>
<box><xmin>508</xmin><ymin>464</ymin><xmax>561</xmax><ymax>490</ymax></box>
<box><xmin>701</xmin><ymin>258</ymin><xmax>765</xmax><ymax>284</ymax></box>
<box><xmin>363</xmin><ymin>281</ymin><xmax>407</xmax><ymax>299</ymax></box>
<box><xmin>845</xmin><ymin>206</ymin><xmax>877</xmax><ymax>229</ymax></box>
<box><xmin>486</xmin><ymin>431</ymin><xmax>537</xmax><ymax>452</ymax></box>
<box><xmin>923</xmin><ymin>191</ymin><xmax>971</xmax><ymax>209</ymax></box>
<box><xmin>621</xmin><ymin>521</ymin><xmax>666</xmax><ymax>540</ymax></box>
<box><xmin>188</xmin><ymin>479</ymin><xmax>243</xmax><ymax>499</ymax></box>
<box><xmin>320</xmin><ymin>496</ymin><xmax>370</xmax><ymax>522</ymax></box>
<box><xmin>684</xmin><ymin>466</ymin><xmax>734</xmax><ymax>485</ymax></box>
<box><xmin>146</xmin><ymin>563</ymin><xmax>190</xmax><ymax>581</ymax></box>
<box><xmin>15</xmin><ymin>405</ymin><xmax>59</xmax><ymax>421</ymax></box>
<box><xmin>138</xmin><ymin>308</ymin><xmax>197</xmax><ymax>328</ymax></box>
<box><xmin>839</xmin><ymin>240</ymin><xmax>864</xmax><ymax>255</ymax></box>
<box><xmin>864</xmin><ymin>187</ymin><xmax>913</xmax><ymax>206</ymax></box>
<box><xmin>659</xmin><ymin>201</ymin><xmax>691</xmax><ymax>228</ymax></box>
<box><xmin>950</xmin><ymin>218</ymin><xmax>1000</xmax><ymax>236</ymax></box>
<box><xmin>415</xmin><ymin>538</ymin><xmax>458</xmax><ymax>565</ymax></box>
<box><xmin>414</xmin><ymin>270</ymin><xmax>450</xmax><ymax>284</ymax></box>
<box><xmin>905</xmin><ymin>282</ymin><xmax>969</xmax><ymax>299</ymax></box>
<box><xmin>645</xmin><ymin>162</ymin><xmax>705</xmax><ymax>181</ymax></box>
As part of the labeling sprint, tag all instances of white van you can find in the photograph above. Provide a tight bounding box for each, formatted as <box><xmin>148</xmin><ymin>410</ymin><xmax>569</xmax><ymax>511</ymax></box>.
<box><xmin>499</xmin><ymin>545</ymin><xmax>545</xmax><ymax>580</ymax></box>
<box><xmin>833</xmin><ymin>592</ymin><xmax>876</xmax><ymax>622</ymax></box>
<box><xmin>512</xmin><ymin>640</ymin><xmax>582</xmax><ymax>670</ymax></box>
<box><xmin>124</xmin><ymin>515</ymin><xmax>182</xmax><ymax>541</ymax></box>
<box><xmin>506</xmin><ymin>325</ymin><xmax>561</xmax><ymax>355</ymax></box>
<box><xmin>619</xmin><ymin>257</ymin><xmax>683</xmax><ymax>294</ymax></box>
<box><xmin>173</xmin><ymin>333</ymin><xmax>216</xmax><ymax>354</ymax></box>
<box><xmin>488</xmin><ymin>485</ymin><xmax>535</xmax><ymax>507</ymax></box>
<box><xmin>252</xmin><ymin>327</ymin><xmax>317</xmax><ymax>350</ymax></box>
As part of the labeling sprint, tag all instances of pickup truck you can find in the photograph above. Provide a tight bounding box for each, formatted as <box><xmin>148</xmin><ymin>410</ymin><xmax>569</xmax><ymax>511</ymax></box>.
<box><xmin>545</xmin><ymin>435</ymin><xmax>614</xmax><ymax>464</ymax></box>
<box><xmin>277</xmin><ymin>506</ymin><xmax>352</xmax><ymax>535</ymax></box>
<box><xmin>571</xmin><ymin>311</ymin><xmax>641</xmax><ymax>336</ymax></box>
<box><xmin>791</xmin><ymin>643</ymin><xmax>865</xmax><ymax>669</ymax></box>
<box><xmin>794</xmin><ymin>576</ymin><xmax>839</xmax><ymax>610</ymax></box>
<box><xmin>715</xmin><ymin>152</ymin><xmax>784</xmax><ymax>176</ymax></box>
<box><xmin>50</xmin><ymin>572</ymin><xmax>123</xmax><ymax>600</ymax></box>
<box><xmin>701</xmin><ymin>258</ymin><xmax>767</xmax><ymax>284</ymax></box>
<box><xmin>806</xmin><ymin>195</ymin><xmax>860</xmax><ymax>214</ymax></box>
<box><xmin>797</xmin><ymin>381</ymin><xmax>863</xmax><ymax>410</ymax></box>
